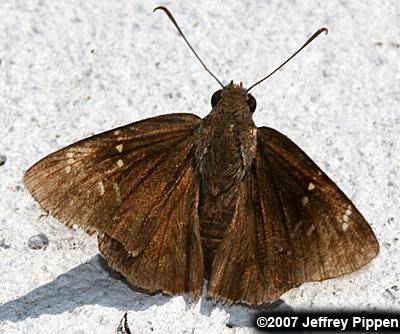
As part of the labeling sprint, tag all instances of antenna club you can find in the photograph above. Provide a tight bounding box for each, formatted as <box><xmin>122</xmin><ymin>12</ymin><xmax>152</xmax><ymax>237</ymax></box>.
<box><xmin>153</xmin><ymin>6</ymin><xmax>167</xmax><ymax>13</ymax></box>
<box><xmin>246</xmin><ymin>27</ymin><xmax>329</xmax><ymax>92</ymax></box>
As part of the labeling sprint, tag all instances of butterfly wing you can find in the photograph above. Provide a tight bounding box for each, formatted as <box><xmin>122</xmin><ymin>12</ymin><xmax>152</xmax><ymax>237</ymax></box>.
<box><xmin>24</xmin><ymin>113</ymin><xmax>204</xmax><ymax>298</ymax></box>
<box><xmin>207</xmin><ymin>127</ymin><xmax>379</xmax><ymax>304</ymax></box>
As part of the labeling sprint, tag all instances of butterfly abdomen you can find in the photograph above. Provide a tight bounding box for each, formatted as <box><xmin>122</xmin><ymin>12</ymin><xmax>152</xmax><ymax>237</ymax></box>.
<box><xmin>196</xmin><ymin>109</ymin><xmax>257</xmax><ymax>277</ymax></box>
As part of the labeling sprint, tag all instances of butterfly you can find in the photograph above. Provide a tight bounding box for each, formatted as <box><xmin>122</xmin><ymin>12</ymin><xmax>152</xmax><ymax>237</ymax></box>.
<box><xmin>24</xmin><ymin>7</ymin><xmax>379</xmax><ymax>305</ymax></box>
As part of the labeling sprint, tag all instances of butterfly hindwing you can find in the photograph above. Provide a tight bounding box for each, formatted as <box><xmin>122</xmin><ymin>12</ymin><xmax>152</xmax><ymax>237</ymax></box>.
<box><xmin>207</xmin><ymin>173</ymin><xmax>280</xmax><ymax>304</ymax></box>
<box><xmin>97</xmin><ymin>159</ymin><xmax>203</xmax><ymax>298</ymax></box>
<box><xmin>24</xmin><ymin>113</ymin><xmax>204</xmax><ymax>298</ymax></box>
<box><xmin>207</xmin><ymin>127</ymin><xmax>379</xmax><ymax>304</ymax></box>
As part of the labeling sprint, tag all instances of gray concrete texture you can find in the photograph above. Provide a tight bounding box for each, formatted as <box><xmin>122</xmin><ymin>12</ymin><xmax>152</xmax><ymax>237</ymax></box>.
<box><xmin>0</xmin><ymin>0</ymin><xmax>399</xmax><ymax>333</ymax></box>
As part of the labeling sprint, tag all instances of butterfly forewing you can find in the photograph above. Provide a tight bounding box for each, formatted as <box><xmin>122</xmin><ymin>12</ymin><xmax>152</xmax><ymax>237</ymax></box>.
<box><xmin>256</xmin><ymin>127</ymin><xmax>379</xmax><ymax>280</ymax></box>
<box><xmin>24</xmin><ymin>113</ymin><xmax>197</xmax><ymax>232</ymax></box>
<box><xmin>207</xmin><ymin>127</ymin><xmax>379</xmax><ymax>305</ymax></box>
<box><xmin>24</xmin><ymin>113</ymin><xmax>204</xmax><ymax>298</ymax></box>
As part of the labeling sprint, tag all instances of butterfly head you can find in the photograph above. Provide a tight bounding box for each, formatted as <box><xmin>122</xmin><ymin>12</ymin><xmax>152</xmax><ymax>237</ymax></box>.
<box><xmin>211</xmin><ymin>81</ymin><xmax>257</xmax><ymax>113</ymax></box>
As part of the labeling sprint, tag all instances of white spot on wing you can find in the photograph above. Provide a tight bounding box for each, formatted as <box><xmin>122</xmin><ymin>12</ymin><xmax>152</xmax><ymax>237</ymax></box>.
<box><xmin>291</xmin><ymin>221</ymin><xmax>303</xmax><ymax>238</ymax></box>
<box><xmin>116</xmin><ymin>159</ymin><xmax>124</xmax><ymax>167</ymax></box>
<box><xmin>115</xmin><ymin>144</ymin><xmax>123</xmax><ymax>153</ymax></box>
<box><xmin>306</xmin><ymin>224</ymin><xmax>315</xmax><ymax>237</ymax></box>
<box><xmin>67</xmin><ymin>158</ymin><xmax>75</xmax><ymax>164</ymax></box>
<box><xmin>302</xmin><ymin>196</ymin><xmax>309</xmax><ymax>205</ymax></box>
<box><xmin>308</xmin><ymin>182</ymin><xmax>315</xmax><ymax>191</ymax></box>
<box><xmin>128</xmin><ymin>248</ymin><xmax>141</xmax><ymax>257</ymax></box>
<box><xmin>113</xmin><ymin>182</ymin><xmax>122</xmax><ymax>203</ymax></box>
<box><xmin>66</xmin><ymin>152</ymin><xmax>74</xmax><ymax>158</ymax></box>
<box><xmin>98</xmin><ymin>181</ymin><xmax>105</xmax><ymax>196</ymax></box>
<box><xmin>342</xmin><ymin>207</ymin><xmax>352</xmax><ymax>223</ymax></box>
<box><xmin>342</xmin><ymin>222</ymin><xmax>349</xmax><ymax>231</ymax></box>
<box><xmin>65</xmin><ymin>166</ymin><xmax>71</xmax><ymax>174</ymax></box>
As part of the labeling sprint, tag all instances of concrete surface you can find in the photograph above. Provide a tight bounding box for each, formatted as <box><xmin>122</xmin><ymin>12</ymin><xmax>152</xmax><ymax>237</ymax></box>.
<box><xmin>0</xmin><ymin>0</ymin><xmax>399</xmax><ymax>333</ymax></box>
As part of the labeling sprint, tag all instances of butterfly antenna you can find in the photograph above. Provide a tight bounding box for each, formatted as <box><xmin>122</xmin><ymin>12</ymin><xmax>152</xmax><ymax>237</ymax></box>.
<box><xmin>247</xmin><ymin>28</ymin><xmax>328</xmax><ymax>92</ymax></box>
<box><xmin>154</xmin><ymin>6</ymin><xmax>224</xmax><ymax>88</ymax></box>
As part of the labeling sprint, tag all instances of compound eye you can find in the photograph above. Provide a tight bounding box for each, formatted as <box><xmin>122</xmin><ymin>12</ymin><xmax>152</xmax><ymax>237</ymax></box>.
<box><xmin>247</xmin><ymin>94</ymin><xmax>257</xmax><ymax>113</ymax></box>
<box><xmin>211</xmin><ymin>90</ymin><xmax>223</xmax><ymax>107</ymax></box>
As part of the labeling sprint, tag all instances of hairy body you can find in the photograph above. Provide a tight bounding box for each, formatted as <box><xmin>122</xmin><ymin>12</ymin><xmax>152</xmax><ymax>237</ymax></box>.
<box><xmin>196</xmin><ymin>84</ymin><xmax>257</xmax><ymax>276</ymax></box>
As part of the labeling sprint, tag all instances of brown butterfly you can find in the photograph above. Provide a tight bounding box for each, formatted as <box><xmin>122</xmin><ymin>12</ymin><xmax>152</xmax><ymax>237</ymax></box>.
<box><xmin>24</xmin><ymin>7</ymin><xmax>379</xmax><ymax>305</ymax></box>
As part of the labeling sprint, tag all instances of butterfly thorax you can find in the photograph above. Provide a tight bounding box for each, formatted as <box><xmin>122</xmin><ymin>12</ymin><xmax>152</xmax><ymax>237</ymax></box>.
<box><xmin>196</xmin><ymin>84</ymin><xmax>257</xmax><ymax>277</ymax></box>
